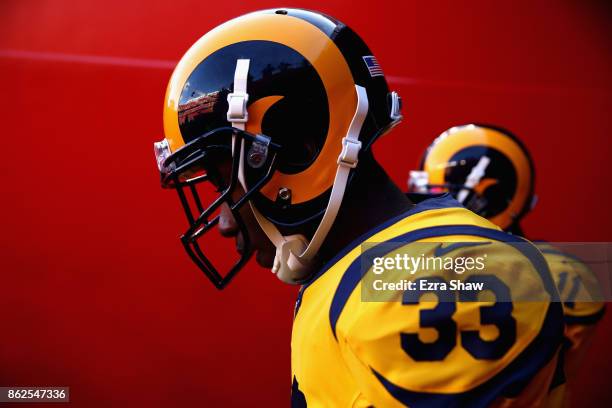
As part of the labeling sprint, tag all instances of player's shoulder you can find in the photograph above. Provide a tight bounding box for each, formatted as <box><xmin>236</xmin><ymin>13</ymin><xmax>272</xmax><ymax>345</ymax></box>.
<box><xmin>310</xmin><ymin>192</ymin><xmax>559</xmax><ymax>337</ymax></box>
<box><xmin>319</xmin><ymin>193</ymin><xmax>535</xmax><ymax>280</ymax></box>
<box><xmin>535</xmin><ymin>241</ymin><xmax>593</xmax><ymax>277</ymax></box>
<box><xmin>315</xmin><ymin>195</ymin><xmax>564</xmax><ymax>405</ymax></box>
<box><xmin>535</xmin><ymin>241</ymin><xmax>605</xmax><ymax>322</ymax></box>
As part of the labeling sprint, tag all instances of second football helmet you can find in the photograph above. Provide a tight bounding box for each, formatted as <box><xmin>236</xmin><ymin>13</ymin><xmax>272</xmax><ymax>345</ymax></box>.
<box><xmin>409</xmin><ymin>124</ymin><xmax>535</xmax><ymax>230</ymax></box>
<box><xmin>154</xmin><ymin>8</ymin><xmax>402</xmax><ymax>288</ymax></box>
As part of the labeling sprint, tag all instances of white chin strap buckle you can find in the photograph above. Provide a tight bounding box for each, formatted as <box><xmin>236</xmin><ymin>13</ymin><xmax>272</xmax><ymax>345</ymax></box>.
<box><xmin>272</xmin><ymin>235</ymin><xmax>311</xmax><ymax>284</ymax></box>
<box><xmin>227</xmin><ymin>59</ymin><xmax>251</xmax><ymax>126</ymax></box>
<box><xmin>227</xmin><ymin>92</ymin><xmax>249</xmax><ymax>123</ymax></box>
<box><xmin>338</xmin><ymin>137</ymin><xmax>362</xmax><ymax>168</ymax></box>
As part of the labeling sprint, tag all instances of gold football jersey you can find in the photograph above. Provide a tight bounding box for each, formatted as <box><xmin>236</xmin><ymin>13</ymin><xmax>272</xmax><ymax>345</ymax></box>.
<box><xmin>291</xmin><ymin>194</ymin><xmax>564</xmax><ymax>407</ymax></box>
<box><xmin>535</xmin><ymin>242</ymin><xmax>605</xmax><ymax>398</ymax></box>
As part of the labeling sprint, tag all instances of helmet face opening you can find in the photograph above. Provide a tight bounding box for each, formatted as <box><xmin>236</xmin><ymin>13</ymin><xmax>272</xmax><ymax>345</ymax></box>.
<box><xmin>156</xmin><ymin>127</ymin><xmax>281</xmax><ymax>288</ymax></box>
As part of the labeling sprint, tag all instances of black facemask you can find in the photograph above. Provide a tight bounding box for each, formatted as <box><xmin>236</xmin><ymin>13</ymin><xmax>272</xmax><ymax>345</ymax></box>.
<box><xmin>155</xmin><ymin>127</ymin><xmax>281</xmax><ymax>289</ymax></box>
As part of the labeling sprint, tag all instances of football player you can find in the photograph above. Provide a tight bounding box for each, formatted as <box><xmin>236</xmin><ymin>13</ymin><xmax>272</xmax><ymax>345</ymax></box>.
<box><xmin>408</xmin><ymin>124</ymin><xmax>605</xmax><ymax>405</ymax></box>
<box><xmin>154</xmin><ymin>10</ymin><xmax>564</xmax><ymax>407</ymax></box>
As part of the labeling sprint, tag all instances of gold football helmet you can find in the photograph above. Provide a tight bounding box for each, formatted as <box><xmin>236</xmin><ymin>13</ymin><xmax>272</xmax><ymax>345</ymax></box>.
<box><xmin>409</xmin><ymin>124</ymin><xmax>536</xmax><ymax>231</ymax></box>
<box><xmin>154</xmin><ymin>8</ymin><xmax>402</xmax><ymax>288</ymax></box>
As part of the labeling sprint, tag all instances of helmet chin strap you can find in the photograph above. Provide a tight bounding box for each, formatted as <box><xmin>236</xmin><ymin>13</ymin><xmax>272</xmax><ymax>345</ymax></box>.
<box><xmin>228</xmin><ymin>59</ymin><xmax>369</xmax><ymax>284</ymax></box>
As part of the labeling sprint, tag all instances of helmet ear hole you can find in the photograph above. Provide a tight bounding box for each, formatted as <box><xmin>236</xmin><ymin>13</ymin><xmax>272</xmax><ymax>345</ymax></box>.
<box><xmin>281</xmin><ymin>137</ymin><xmax>320</xmax><ymax>170</ymax></box>
<box><xmin>260</xmin><ymin>94</ymin><xmax>328</xmax><ymax>174</ymax></box>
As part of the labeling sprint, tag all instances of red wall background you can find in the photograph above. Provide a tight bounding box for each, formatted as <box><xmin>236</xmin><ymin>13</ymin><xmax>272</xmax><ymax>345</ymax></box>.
<box><xmin>1</xmin><ymin>0</ymin><xmax>610</xmax><ymax>406</ymax></box>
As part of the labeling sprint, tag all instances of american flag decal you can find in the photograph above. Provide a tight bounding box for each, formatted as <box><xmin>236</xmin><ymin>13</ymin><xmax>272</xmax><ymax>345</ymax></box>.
<box><xmin>362</xmin><ymin>55</ymin><xmax>384</xmax><ymax>77</ymax></box>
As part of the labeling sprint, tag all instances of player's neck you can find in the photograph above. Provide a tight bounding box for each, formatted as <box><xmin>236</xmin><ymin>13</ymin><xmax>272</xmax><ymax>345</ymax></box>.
<box><xmin>506</xmin><ymin>222</ymin><xmax>525</xmax><ymax>237</ymax></box>
<box><xmin>318</xmin><ymin>155</ymin><xmax>413</xmax><ymax>263</ymax></box>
